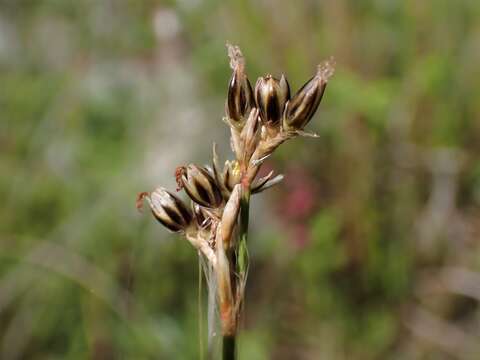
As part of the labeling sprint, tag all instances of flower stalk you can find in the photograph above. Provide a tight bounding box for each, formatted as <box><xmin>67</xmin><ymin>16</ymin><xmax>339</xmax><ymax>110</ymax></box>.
<box><xmin>138</xmin><ymin>43</ymin><xmax>334</xmax><ymax>359</ymax></box>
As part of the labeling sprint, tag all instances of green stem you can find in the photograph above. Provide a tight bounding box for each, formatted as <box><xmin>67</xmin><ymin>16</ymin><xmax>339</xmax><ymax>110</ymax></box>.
<box><xmin>222</xmin><ymin>186</ymin><xmax>250</xmax><ymax>360</ymax></box>
<box><xmin>222</xmin><ymin>335</ymin><xmax>236</xmax><ymax>360</ymax></box>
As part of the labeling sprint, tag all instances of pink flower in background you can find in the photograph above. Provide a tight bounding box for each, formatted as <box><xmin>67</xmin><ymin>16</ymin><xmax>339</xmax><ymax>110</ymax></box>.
<box><xmin>275</xmin><ymin>166</ymin><xmax>318</xmax><ymax>248</ymax></box>
<box><xmin>282</xmin><ymin>167</ymin><xmax>318</xmax><ymax>220</ymax></box>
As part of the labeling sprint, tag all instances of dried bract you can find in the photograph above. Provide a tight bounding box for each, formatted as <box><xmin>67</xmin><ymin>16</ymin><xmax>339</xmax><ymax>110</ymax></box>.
<box><xmin>240</xmin><ymin>107</ymin><xmax>260</xmax><ymax>162</ymax></box>
<box><xmin>251</xmin><ymin>171</ymin><xmax>284</xmax><ymax>193</ymax></box>
<box><xmin>219</xmin><ymin>184</ymin><xmax>241</xmax><ymax>249</ymax></box>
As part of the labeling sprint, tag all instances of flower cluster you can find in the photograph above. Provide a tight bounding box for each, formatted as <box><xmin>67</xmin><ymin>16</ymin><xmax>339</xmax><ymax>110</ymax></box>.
<box><xmin>138</xmin><ymin>44</ymin><xmax>334</xmax><ymax>337</ymax></box>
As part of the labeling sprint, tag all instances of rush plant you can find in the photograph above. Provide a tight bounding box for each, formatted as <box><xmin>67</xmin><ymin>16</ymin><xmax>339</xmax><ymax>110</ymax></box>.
<box><xmin>138</xmin><ymin>44</ymin><xmax>334</xmax><ymax>360</ymax></box>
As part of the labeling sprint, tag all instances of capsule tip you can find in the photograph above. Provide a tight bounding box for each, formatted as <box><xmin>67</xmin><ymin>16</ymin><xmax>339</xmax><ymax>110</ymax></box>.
<box><xmin>316</xmin><ymin>57</ymin><xmax>336</xmax><ymax>82</ymax></box>
<box><xmin>136</xmin><ymin>192</ymin><xmax>149</xmax><ymax>212</ymax></box>
<box><xmin>226</xmin><ymin>42</ymin><xmax>245</xmax><ymax>72</ymax></box>
<box><xmin>175</xmin><ymin>166</ymin><xmax>186</xmax><ymax>191</ymax></box>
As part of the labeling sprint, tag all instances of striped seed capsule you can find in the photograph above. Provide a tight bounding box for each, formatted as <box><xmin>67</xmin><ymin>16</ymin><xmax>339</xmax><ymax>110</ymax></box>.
<box><xmin>226</xmin><ymin>67</ymin><xmax>255</xmax><ymax>125</ymax></box>
<box><xmin>226</xmin><ymin>43</ymin><xmax>255</xmax><ymax>125</ymax></box>
<box><xmin>176</xmin><ymin>164</ymin><xmax>223</xmax><ymax>208</ymax></box>
<box><xmin>283</xmin><ymin>60</ymin><xmax>334</xmax><ymax>130</ymax></box>
<box><xmin>255</xmin><ymin>74</ymin><xmax>290</xmax><ymax>126</ymax></box>
<box><xmin>141</xmin><ymin>188</ymin><xmax>193</xmax><ymax>233</ymax></box>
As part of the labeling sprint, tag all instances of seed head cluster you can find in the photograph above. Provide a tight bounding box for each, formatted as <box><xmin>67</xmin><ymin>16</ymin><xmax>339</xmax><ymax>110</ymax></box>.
<box><xmin>138</xmin><ymin>44</ymin><xmax>334</xmax><ymax>336</ymax></box>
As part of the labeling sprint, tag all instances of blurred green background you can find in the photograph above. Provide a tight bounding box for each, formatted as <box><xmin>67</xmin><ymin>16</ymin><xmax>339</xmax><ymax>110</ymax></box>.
<box><xmin>1</xmin><ymin>0</ymin><xmax>480</xmax><ymax>359</ymax></box>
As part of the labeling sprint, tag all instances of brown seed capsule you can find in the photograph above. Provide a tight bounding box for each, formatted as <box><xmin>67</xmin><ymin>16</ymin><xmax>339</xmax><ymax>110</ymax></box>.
<box><xmin>226</xmin><ymin>43</ymin><xmax>255</xmax><ymax>125</ymax></box>
<box><xmin>226</xmin><ymin>68</ymin><xmax>255</xmax><ymax>124</ymax></box>
<box><xmin>143</xmin><ymin>188</ymin><xmax>193</xmax><ymax>233</ymax></box>
<box><xmin>283</xmin><ymin>60</ymin><xmax>335</xmax><ymax>130</ymax></box>
<box><xmin>176</xmin><ymin>164</ymin><xmax>223</xmax><ymax>208</ymax></box>
<box><xmin>255</xmin><ymin>74</ymin><xmax>290</xmax><ymax>126</ymax></box>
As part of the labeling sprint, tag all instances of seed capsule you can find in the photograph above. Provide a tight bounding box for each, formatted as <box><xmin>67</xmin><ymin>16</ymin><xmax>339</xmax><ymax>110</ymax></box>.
<box><xmin>226</xmin><ymin>43</ymin><xmax>255</xmax><ymax>125</ymax></box>
<box><xmin>283</xmin><ymin>60</ymin><xmax>334</xmax><ymax>130</ymax></box>
<box><xmin>176</xmin><ymin>164</ymin><xmax>223</xmax><ymax>208</ymax></box>
<box><xmin>226</xmin><ymin>68</ymin><xmax>255</xmax><ymax>124</ymax></box>
<box><xmin>141</xmin><ymin>188</ymin><xmax>193</xmax><ymax>233</ymax></box>
<box><xmin>255</xmin><ymin>74</ymin><xmax>290</xmax><ymax>126</ymax></box>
